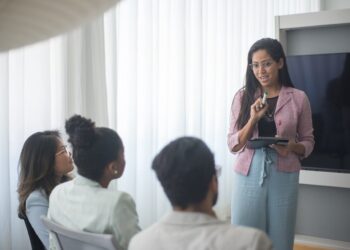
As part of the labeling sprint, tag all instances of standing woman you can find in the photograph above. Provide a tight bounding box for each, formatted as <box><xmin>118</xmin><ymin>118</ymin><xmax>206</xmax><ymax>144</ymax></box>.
<box><xmin>228</xmin><ymin>38</ymin><xmax>314</xmax><ymax>250</ymax></box>
<box><xmin>18</xmin><ymin>131</ymin><xmax>73</xmax><ymax>249</ymax></box>
<box><xmin>48</xmin><ymin>115</ymin><xmax>140</xmax><ymax>250</ymax></box>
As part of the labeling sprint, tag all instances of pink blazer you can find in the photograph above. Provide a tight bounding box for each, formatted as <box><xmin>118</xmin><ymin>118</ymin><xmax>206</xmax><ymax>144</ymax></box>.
<box><xmin>227</xmin><ymin>86</ymin><xmax>314</xmax><ymax>175</ymax></box>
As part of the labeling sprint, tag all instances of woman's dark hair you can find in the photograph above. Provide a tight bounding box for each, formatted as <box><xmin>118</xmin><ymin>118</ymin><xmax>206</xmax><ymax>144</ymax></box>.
<box><xmin>152</xmin><ymin>137</ymin><xmax>216</xmax><ymax>209</ymax></box>
<box><xmin>236</xmin><ymin>37</ymin><xmax>294</xmax><ymax>129</ymax></box>
<box><xmin>65</xmin><ymin>114</ymin><xmax>123</xmax><ymax>182</ymax></box>
<box><xmin>18</xmin><ymin>131</ymin><xmax>63</xmax><ymax>218</ymax></box>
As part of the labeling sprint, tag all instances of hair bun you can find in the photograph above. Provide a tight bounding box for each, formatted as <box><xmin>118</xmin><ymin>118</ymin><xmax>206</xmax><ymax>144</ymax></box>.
<box><xmin>65</xmin><ymin>115</ymin><xmax>96</xmax><ymax>147</ymax></box>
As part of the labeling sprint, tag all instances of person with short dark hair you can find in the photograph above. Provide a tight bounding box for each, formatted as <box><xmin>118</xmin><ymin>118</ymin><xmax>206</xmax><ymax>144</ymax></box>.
<box><xmin>48</xmin><ymin>115</ymin><xmax>140</xmax><ymax>250</ymax></box>
<box><xmin>228</xmin><ymin>38</ymin><xmax>314</xmax><ymax>250</ymax></box>
<box><xmin>129</xmin><ymin>136</ymin><xmax>272</xmax><ymax>250</ymax></box>
<box><xmin>18</xmin><ymin>131</ymin><xmax>73</xmax><ymax>249</ymax></box>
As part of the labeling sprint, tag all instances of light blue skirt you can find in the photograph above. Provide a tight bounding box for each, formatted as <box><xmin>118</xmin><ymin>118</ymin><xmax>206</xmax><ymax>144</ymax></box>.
<box><xmin>231</xmin><ymin>147</ymin><xmax>299</xmax><ymax>250</ymax></box>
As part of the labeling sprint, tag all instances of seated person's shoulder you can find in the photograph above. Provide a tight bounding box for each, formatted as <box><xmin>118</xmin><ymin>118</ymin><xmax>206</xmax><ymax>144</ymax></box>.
<box><xmin>49</xmin><ymin>180</ymin><xmax>72</xmax><ymax>197</ymax></box>
<box><xmin>223</xmin><ymin>224</ymin><xmax>272</xmax><ymax>250</ymax></box>
<box><xmin>130</xmin><ymin>219</ymin><xmax>272</xmax><ymax>250</ymax></box>
<box><xmin>101</xmin><ymin>189</ymin><xmax>136</xmax><ymax>210</ymax></box>
<box><xmin>106</xmin><ymin>185</ymin><xmax>134</xmax><ymax>201</ymax></box>
<box><xmin>26</xmin><ymin>190</ymin><xmax>48</xmax><ymax>206</ymax></box>
<box><xmin>114</xmin><ymin>191</ymin><xmax>136</xmax><ymax>208</ymax></box>
<box><xmin>117</xmin><ymin>191</ymin><xmax>134</xmax><ymax>202</ymax></box>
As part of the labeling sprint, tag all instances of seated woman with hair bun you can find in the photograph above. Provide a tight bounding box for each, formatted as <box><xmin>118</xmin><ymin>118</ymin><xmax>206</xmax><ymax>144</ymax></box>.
<box><xmin>48</xmin><ymin>115</ymin><xmax>140</xmax><ymax>250</ymax></box>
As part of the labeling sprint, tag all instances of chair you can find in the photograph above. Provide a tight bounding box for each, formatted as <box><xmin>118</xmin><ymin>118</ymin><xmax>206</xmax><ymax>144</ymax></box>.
<box><xmin>40</xmin><ymin>216</ymin><xmax>119</xmax><ymax>250</ymax></box>
<box><xmin>21</xmin><ymin>216</ymin><xmax>46</xmax><ymax>250</ymax></box>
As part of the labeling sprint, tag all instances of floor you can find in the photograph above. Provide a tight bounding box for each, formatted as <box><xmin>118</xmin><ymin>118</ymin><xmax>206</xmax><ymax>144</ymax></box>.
<box><xmin>293</xmin><ymin>243</ymin><xmax>332</xmax><ymax>250</ymax></box>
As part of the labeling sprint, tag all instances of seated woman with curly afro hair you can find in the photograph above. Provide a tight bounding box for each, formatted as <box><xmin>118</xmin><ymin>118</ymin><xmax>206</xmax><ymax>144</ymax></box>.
<box><xmin>48</xmin><ymin>115</ymin><xmax>140</xmax><ymax>250</ymax></box>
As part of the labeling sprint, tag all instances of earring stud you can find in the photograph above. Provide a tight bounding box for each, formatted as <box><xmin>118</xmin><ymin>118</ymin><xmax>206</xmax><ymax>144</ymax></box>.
<box><xmin>114</xmin><ymin>170</ymin><xmax>118</xmax><ymax>174</ymax></box>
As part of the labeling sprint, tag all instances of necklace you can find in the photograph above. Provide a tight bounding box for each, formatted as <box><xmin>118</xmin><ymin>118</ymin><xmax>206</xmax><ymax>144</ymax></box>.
<box><xmin>264</xmin><ymin>110</ymin><xmax>274</xmax><ymax>121</ymax></box>
<box><xmin>264</xmin><ymin>96</ymin><xmax>278</xmax><ymax>121</ymax></box>
<box><xmin>266</xmin><ymin>111</ymin><xmax>274</xmax><ymax>118</ymax></box>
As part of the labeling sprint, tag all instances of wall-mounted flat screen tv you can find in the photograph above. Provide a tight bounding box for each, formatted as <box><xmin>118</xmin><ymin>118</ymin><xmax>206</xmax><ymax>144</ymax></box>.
<box><xmin>287</xmin><ymin>53</ymin><xmax>350</xmax><ymax>173</ymax></box>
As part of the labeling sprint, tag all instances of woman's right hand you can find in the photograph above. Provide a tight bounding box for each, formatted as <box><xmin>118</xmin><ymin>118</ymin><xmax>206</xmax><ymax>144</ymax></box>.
<box><xmin>250</xmin><ymin>97</ymin><xmax>268</xmax><ymax>124</ymax></box>
<box><xmin>231</xmin><ymin>97</ymin><xmax>268</xmax><ymax>152</ymax></box>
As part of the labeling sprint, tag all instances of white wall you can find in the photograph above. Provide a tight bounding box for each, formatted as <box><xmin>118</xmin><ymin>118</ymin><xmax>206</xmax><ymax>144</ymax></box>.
<box><xmin>321</xmin><ymin>0</ymin><xmax>350</xmax><ymax>10</ymax></box>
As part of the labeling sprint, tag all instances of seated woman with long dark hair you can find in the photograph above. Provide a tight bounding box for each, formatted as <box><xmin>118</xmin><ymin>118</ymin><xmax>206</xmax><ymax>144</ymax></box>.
<box><xmin>48</xmin><ymin>115</ymin><xmax>140</xmax><ymax>250</ymax></box>
<box><xmin>18</xmin><ymin>131</ymin><xmax>73</xmax><ymax>249</ymax></box>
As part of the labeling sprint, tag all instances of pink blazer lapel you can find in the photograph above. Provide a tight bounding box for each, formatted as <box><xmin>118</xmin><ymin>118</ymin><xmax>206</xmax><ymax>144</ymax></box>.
<box><xmin>275</xmin><ymin>86</ymin><xmax>293</xmax><ymax>115</ymax></box>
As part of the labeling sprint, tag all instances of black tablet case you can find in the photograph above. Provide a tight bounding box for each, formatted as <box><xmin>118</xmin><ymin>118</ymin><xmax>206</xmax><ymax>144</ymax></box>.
<box><xmin>247</xmin><ymin>137</ymin><xmax>288</xmax><ymax>149</ymax></box>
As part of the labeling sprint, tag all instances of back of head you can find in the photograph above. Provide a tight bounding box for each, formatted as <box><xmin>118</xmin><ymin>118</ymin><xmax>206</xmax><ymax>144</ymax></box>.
<box><xmin>18</xmin><ymin>130</ymin><xmax>60</xmax><ymax>218</ymax></box>
<box><xmin>65</xmin><ymin>114</ymin><xmax>123</xmax><ymax>182</ymax></box>
<box><xmin>152</xmin><ymin>137</ymin><xmax>216</xmax><ymax>208</ymax></box>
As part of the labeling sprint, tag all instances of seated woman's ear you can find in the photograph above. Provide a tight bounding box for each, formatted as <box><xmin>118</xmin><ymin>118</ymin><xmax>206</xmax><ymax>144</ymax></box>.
<box><xmin>105</xmin><ymin>162</ymin><xmax>119</xmax><ymax>178</ymax></box>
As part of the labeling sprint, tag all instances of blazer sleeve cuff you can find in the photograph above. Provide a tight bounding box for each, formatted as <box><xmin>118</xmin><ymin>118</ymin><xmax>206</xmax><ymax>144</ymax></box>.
<box><xmin>227</xmin><ymin>132</ymin><xmax>244</xmax><ymax>153</ymax></box>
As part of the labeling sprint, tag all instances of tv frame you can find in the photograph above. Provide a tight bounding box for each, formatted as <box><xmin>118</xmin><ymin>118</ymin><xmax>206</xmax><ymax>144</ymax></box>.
<box><xmin>275</xmin><ymin>8</ymin><xmax>350</xmax><ymax>189</ymax></box>
<box><xmin>299</xmin><ymin>170</ymin><xmax>350</xmax><ymax>188</ymax></box>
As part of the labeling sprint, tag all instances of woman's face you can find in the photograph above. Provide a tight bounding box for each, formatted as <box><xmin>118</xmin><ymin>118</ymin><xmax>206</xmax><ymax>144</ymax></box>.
<box><xmin>251</xmin><ymin>49</ymin><xmax>283</xmax><ymax>89</ymax></box>
<box><xmin>54</xmin><ymin>139</ymin><xmax>74</xmax><ymax>176</ymax></box>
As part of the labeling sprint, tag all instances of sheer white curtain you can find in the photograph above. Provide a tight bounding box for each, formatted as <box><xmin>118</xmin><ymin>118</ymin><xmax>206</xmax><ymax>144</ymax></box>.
<box><xmin>0</xmin><ymin>0</ymin><xmax>319</xmax><ymax>249</ymax></box>
<box><xmin>0</xmin><ymin>18</ymin><xmax>109</xmax><ymax>249</ymax></box>
<box><xmin>105</xmin><ymin>0</ymin><xmax>321</xmax><ymax>227</ymax></box>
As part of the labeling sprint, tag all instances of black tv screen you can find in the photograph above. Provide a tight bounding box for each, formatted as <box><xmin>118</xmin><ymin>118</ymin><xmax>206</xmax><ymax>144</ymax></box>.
<box><xmin>287</xmin><ymin>53</ymin><xmax>350</xmax><ymax>173</ymax></box>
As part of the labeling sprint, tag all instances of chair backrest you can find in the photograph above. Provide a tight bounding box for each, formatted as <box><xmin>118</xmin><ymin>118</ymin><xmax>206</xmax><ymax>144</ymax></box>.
<box><xmin>41</xmin><ymin>216</ymin><xmax>119</xmax><ymax>250</ymax></box>
<box><xmin>22</xmin><ymin>216</ymin><xmax>46</xmax><ymax>250</ymax></box>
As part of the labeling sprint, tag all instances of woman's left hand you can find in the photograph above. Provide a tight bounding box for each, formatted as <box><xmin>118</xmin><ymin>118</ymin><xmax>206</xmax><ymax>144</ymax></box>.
<box><xmin>270</xmin><ymin>138</ymin><xmax>297</xmax><ymax>157</ymax></box>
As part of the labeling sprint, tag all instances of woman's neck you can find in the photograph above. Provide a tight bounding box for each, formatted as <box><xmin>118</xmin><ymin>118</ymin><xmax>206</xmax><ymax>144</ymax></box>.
<box><xmin>99</xmin><ymin>180</ymin><xmax>109</xmax><ymax>188</ymax></box>
<box><xmin>99</xmin><ymin>175</ymin><xmax>112</xmax><ymax>188</ymax></box>
<box><xmin>55</xmin><ymin>174</ymin><xmax>63</xmax><ymax>184</ymax></box>
<box><xmin>173</xmin><ymin>198</ymin><xmax>217</xmax><ymax>218</ymax></box>
<box><xmin>263</xmin><ymin>84</ymin><xmax>281</xmax><ymax>97</ymax></box>
<box><xmin>173</xmin><ymin>205</ymin><xmax>216</xmax><ymax>217</ymax></box>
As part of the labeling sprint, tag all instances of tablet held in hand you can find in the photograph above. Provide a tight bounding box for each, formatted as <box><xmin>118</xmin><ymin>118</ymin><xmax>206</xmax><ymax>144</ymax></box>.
<box><xmin>247</xmin><ymin>137</ymin><xmax>288</xmax><ymax>149</ymax></box>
